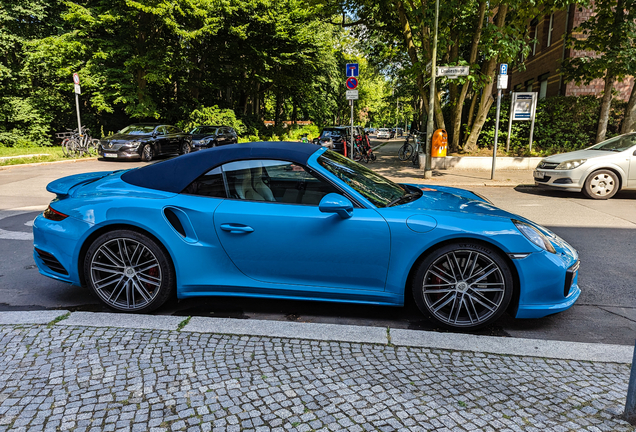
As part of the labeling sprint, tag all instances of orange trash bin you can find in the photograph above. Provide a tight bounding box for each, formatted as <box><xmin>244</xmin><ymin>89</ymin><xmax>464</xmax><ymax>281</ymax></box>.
<box><xmin>431</xmin><ymin>129</ymin><xmax>448</xmax><ymax>157</ymax></box>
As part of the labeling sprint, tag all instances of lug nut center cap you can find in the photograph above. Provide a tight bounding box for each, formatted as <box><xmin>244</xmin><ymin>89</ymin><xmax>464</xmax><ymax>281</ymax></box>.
<box><xmin>125</xmin><ymin>268</ymin><xmax>135</xmax><ymax>277</ymax></box>
<box><xmin>456</xmin><ymin>281</ymin><xmax>469</xmax><ymax>292</ymax></box>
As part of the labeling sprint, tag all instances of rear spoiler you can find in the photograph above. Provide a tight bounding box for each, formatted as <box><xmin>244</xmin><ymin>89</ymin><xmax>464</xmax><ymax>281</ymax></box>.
<box><xmin>46</xmin><ymin>171</ymin><xmax>114</xmax><ymax>198</ymax></box>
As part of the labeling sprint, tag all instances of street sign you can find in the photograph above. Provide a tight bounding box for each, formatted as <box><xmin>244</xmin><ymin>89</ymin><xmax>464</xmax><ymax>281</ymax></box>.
<box><xmin>346</xmin><ymin>90</ymin><xmax>359</xmax><ymax>100</ymax></box>
<box><xmin>73</xmin><ymin>73</ymin><xmax>80</xmax><ymax>85</ymax></box>
<box><xmin>499</xmin><ymin>64</ymin><xmax>508</xmax><ymax>75</ymax></box>
<box><xmin>74</xmin><ymin>84</ymin><xmax>81</xmax><ymax>95</ymax></box>
<box><xmin>437</xmin><ymin>66</ymin><xmax>469</xmax><ymax>79</ymax></box>
<box><xmin>507</xmin><ymin>92</ymin><xmax>538</xmax><ymax>153</ymax></box>
<box><xmin>512</xmin><ymin>92</ymin><xmax>536</xmax><ymax>120</ymax></box>
<box><xmin>346</xmin><ymin>77</ymin><xmax>358</xmax><ymax>90</ymax></box>
<box><xmin>346</xmin><ymin>63</ymin><xmax>359</xmax><ymax>77</ymax></box>
<box><xmin>497</xmin><ymin>75</ymin><xmax>508</xmax><ymax>90</ymax></box>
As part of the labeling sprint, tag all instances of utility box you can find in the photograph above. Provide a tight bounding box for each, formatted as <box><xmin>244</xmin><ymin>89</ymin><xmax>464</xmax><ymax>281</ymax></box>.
<box><xmin>431</xmin><ymin>129</ymin><xmax>448</xmax><ymax>157</ymax></box>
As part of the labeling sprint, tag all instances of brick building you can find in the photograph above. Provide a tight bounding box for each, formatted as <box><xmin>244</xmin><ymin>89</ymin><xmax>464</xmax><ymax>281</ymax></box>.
<box><xmin>508</xmin><ymin>5</ymin><xmax>634</xmax><ymax>101</ymax></box>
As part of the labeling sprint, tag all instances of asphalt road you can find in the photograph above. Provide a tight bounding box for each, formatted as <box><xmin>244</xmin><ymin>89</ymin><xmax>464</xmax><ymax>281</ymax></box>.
<box><xmin>1</xmin><ymin>146</ymin><xmax>635</xmax><ymax>345</ymax></box>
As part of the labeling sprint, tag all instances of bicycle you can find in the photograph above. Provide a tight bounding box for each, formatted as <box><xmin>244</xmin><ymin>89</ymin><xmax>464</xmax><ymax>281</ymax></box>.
<box><xmin>56</xmin><ymin>127</ymin><xmax>99</xmax><ymax>158</ymax></box>
<box><xmin>352</xmin><ymin>135</ymin><xmax>376</xmax><ymax>163</ymax></box>
<box><xmin>398</xmin><ymin>136</ymin><xmax>414</xmax><ymax>161</ymax></box>
<box><xmin>410</xmin><ymin>132</ymin><xmax>425</xmax><ymax>168</ymax></box>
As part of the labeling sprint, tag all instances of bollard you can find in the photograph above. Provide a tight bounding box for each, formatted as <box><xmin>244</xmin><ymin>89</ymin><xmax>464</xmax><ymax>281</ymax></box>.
<box><xmin>625</xmin><ymin>339</ymin><xmax>636</xmax><ymax>424</ymax></box>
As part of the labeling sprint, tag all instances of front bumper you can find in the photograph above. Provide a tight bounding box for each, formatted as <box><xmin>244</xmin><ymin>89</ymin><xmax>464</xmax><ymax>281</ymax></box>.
<box><xmin>513</xmin><ymin>248</ymin><xmax>581</xmax><ymax>319</ymax></box>
<box><xmin>98</xmin><ymin>146</ymin><xmax>142</xmax><ymax>160</ymax></box>
<box><xmin>533</xmin><ymin>169</ymin><xmax>583</xmax><ymax>192</ymax></box>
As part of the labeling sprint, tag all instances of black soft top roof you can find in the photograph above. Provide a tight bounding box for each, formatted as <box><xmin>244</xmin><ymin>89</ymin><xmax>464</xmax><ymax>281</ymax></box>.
<box><xmin>121</xmin><ymin>141</ymin><xmax>321</xmax><ymax>193</ymax></box>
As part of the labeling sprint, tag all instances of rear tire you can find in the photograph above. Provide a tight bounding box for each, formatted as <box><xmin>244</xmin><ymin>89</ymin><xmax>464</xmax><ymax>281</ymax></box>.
<box><xmin>583</xmin><ymin>169</ymin><xmax>619</xmax><ymax>199</ymax></box>
<box><xmin>84</xmin><ymin>230</ymin><xmax>175</xmax><ymax>313</ymax></box>
<box><xmin>398</xmin><ymin>144</ymin><xmax>413</xmax><ymax>161</ymax></box>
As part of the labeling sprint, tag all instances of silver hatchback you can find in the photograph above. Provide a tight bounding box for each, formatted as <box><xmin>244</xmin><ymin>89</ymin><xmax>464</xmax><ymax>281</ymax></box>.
<box><xmin>534</xmin><ymin>133</ymin><xmax>636</xmax><ymax>199</ymax></box>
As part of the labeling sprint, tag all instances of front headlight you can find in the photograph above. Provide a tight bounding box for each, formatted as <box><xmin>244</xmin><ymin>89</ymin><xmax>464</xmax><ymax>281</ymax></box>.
<box><xmin>127</xmin><ymin>141</ymin><xmax>140</xmax><ymax>150</ymax></box>
<box><xmin>200</xmin><ymin>139</ymin><xmax>209</xmax><ymax>145</ymax></box>
<box><xmin>513</xmin><ymin>220</ymin><xmax>556</xmax><ymax>253</ymax></box>
<box><xmin>555</xmin><ymin>159</ymin><xmax>586</xmax><ymax>170</ymax></box>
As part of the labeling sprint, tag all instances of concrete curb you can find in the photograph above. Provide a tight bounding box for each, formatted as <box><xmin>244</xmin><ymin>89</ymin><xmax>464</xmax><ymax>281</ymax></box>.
<box><xmin>0</xmin><ymin>311</ymin><xmax>631</xmax><ymax>363</ymax></box>
<box><xmin>0</xmin><ymin>156</ymin><xmax>98</xmax><ymax>171</ymax></box>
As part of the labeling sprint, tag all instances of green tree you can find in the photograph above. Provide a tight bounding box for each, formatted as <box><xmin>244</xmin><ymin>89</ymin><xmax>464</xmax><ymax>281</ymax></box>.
<box><xmin>562</xmin><ymin>0</ymin><xmax>636</xmax><ymax>141</ymax></box>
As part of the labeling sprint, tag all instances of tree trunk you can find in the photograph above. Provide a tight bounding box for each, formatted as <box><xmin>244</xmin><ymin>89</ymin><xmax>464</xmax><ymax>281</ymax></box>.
<box><xmin>462</xmin><ymin>4</ymin><xmax>507</xmax><ymax>152</ymax></box>
<box><xmin>596</xmin><ymin>71</ymin><xmax>615</xmax><ymax>143</ymax></box>
<box><xmin>621</xmin><ymin>81</ymin><xmax>636</xmax><ymax>133</ymax></box>
<box><xmin>450</xmin><ymin>0</ymin><xmax>487</xmax><ymax>152</ymax></box>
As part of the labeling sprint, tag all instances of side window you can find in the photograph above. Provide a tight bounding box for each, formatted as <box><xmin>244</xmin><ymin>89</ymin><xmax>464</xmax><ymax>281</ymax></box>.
<box><xmin>182</xmin><ymin>167</ymin><xmax>227</xmax><ymax>198</ymax></box>
<box><xmin>166</xmin><ymin>126</ymin><xmax>180</xmax><ymax>134</ymax></box>
<box><xmin>223</xmin><ymin>159</ymin><xmax>339</xmax><ymax>205</ymax></box>
<box><xmin>156</xmin><ymin>126</ymin><xmax>167</xmax><ymax>136</ymax></box>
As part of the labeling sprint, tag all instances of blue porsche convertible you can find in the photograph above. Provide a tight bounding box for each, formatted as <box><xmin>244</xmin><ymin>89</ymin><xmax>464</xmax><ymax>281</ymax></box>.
<box><xmin>33</xmin><ymin>142</ymin><xmax>580</xmax><ymax>330</ymax></box>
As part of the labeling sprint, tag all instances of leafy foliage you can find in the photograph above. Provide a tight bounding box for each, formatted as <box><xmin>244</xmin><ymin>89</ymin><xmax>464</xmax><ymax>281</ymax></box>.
<box><xmin>477</xmin><ymin>96</ymin><xmax>627</xmax><ymax>155</ymax></box>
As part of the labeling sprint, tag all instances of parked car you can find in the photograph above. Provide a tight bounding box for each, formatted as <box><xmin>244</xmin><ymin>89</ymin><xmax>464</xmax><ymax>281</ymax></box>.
<box><xmin>389</xmin><ymin>129</ymin><xmax>396</xmax><ymax>138</ymax></box>
<box><xmin>99</xmin><ymin>123</ymin><xmax>192</xmax><ymax>162</ymax></box>
<box><xmin>377</xmin><ymin>128</ymin><xmax>391</xmax><ymax>139</ymax></box>
<box><xmin>534</xmin><ymin>132</ymin><xmax>636</xmax><ymax>199</ymax></box>
<box><xmin>34</xmin><ymin>142</ymin><xmax>580</xmax><ymax>330</ymax></box>
<box><xmin>314</xmin><ymin>127</ymin><xmax>350</xmax><ymax>156</ymax></box>
<box><xmin>189</xmin><ymin>125</ymin><xmax>238</xmax><ymax>150</ymax></box>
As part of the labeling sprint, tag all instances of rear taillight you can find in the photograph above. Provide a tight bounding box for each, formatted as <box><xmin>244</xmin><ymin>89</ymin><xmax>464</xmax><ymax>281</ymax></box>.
<box><xmin>43</xmin><ymin>205</ymin><xmax>68</xmax><ymax>221</ymax></box>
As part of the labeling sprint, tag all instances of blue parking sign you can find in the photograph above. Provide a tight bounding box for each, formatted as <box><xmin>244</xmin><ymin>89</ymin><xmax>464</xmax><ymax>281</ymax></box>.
<box><xmin>346</xmin><ymin>63</ymin><xmax>359</xmax><ymax>77</ymax></box>
<box><xmin>499</xmin><ymin>64</ymin><xmax>508</xmax><ymax>75</ymax></box>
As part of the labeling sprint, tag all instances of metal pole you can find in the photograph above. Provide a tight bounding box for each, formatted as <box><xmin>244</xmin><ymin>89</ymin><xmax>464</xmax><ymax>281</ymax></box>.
<box><xmin>506</xmin><ymin>94</ymin><xmax>514</xmax><ymax>152</ymax></box>
<box><xmin>75</xmin><ymin>92</ymin><xmax>82</xmax><ymax>136</ymax></box>
<box><xmin>350</xmin><ymin>100</ymin><xmax>354</xmax><ymax>159</ymax></box>
<box><xmin>491</xmin><ymin>88</ymin><xmax>502</xmax><ymax>180</ymax></box>
<box><xmin>529</xmin><ymin>94</ymin><xmax>537</xmax><ymax>153</ymax></box>
<box><xmin>424</xmin><ymin>0</ymin><xmax>439</xmax><ymax>179</ymax></box>
<box><xmin>624</xmin><ymin>340</ymin><xmax>636</xmax><ymax>424</ymax></box>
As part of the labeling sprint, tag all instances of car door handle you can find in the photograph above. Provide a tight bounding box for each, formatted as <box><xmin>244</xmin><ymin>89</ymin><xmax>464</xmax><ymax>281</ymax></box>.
<box><xmin>220</xmin><ymin>223</ymin><xmax>254</xmax><ymax>234</ymax></box>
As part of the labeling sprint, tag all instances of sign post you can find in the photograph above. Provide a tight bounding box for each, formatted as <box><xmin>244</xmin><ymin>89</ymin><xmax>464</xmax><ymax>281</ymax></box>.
<box><xmin>491</xmin><ymin>64</ymin><xmax>508</xmax><ymax>180</ymax></box>
<box><xmin>424</xmin><ymin>0</ymin><xmax>440</xmax><ymax>179</ymax></box>
<box><xmin>72</xmin><ymin>73</ymin><xmax>82</xmax><ymax>136</ymax></box>
<box><xmin>506</xmin><ymin>92</ymin><xmax>538</xmax><ymax>152</ymax></box>
<box><xmin>345</xmin><ymin>64</ymin><xmax>359</xmax><ymax>159</ymax></box>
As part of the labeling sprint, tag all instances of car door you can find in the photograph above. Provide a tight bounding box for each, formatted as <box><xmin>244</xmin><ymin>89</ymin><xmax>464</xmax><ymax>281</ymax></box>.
<box><xmin>165</xmin><ymin>126</ymin><xmax>181</xmax><ymax>152</ymax></box>
<box><xmin>213</xmin><ymin>159</ymin><xmax>391</xmax><ymax>291</ymax></box>
<box><xmin>153</xmin><ymin>126</ymin><xmax>168</xmax><ymax>154</ymax></box>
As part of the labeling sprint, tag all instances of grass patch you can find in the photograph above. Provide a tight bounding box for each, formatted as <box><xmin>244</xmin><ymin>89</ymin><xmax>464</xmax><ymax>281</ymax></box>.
<box><xmin>0</xmin><ymin>146</ymin><xmax>93</xmax><ymax>167</ymax></box>
<box><xmin>177</xmin><ymin>316</ymin><xmax>192</xmax><ymax>331</ymax></box>
<box><xmin>47</xmin><ymin>312</ymin><xmax>70</xmax><ymax>328</ymax></box>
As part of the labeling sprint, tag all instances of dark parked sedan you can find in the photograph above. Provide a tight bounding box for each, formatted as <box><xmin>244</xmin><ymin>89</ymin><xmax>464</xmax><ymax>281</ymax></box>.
<box><xmin>189</xmin><ymin>125</ymin><xmax>238</xmax><ymax>150</ymax></box>
<box><xmin>99</xmin><ymin>123</ymin><xmax>192</xmax><ymax>162</ymax></box>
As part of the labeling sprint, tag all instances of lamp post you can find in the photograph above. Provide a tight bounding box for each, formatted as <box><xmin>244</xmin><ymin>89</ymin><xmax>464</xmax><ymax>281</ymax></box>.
<box><xmin>424</xmin><ymin>0</ymin><xmax>439</xmax><ymax>179</ymax></box>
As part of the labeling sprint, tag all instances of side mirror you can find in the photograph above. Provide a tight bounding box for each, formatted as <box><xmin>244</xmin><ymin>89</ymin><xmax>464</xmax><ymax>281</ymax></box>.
<box><xmin>319</xmin><ymin>193</ymin><xmax>353</xmax><ymax>219</ymax></box>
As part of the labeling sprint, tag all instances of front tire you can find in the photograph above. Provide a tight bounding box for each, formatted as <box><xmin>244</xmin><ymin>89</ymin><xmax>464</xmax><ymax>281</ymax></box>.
<box><xmin>141</xmin><ymin>144</ymin><xmax>154</xmax><ymax>162</ymax></box>
<box><xmin>583</xmin><ymin>169</ymin><xmax>619</xmax><ymax>199</ymax></box>
<box><xmin>84</xmin><ymin>230</ymin><xmax>175</xmax><ymax>313</ymax></box>
<box><xmin>412</xmin><ymin>242</ymin><xmax>513</xmax><ymax>330</ymax></box>
<box><xmin>180</xmin><ymin>141</ymin><xmax>191</xmax><ymax>155</ymax></box>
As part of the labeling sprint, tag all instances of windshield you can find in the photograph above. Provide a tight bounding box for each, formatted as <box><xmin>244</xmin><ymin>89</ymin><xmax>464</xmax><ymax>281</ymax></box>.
<box><xmin>321</xmin><ymin>129</ymin><xmax>344</xmax><ymax>138</ymax></box>
<box><xmin>120</xmin><ymin>125</ymin><xmax>156</xmax><ymax>135</ymax></box>
<box><xmin>190</xmin><ymin>126</ymin><xmax>218</xmax><ymax>135</ymax></box>
<box><xmin>317</xmin><ymin>150</ymin><xmax>420</xmax><ymax>208</ymax></box>
<box><xmin>590</xmin><ymin>134</ymin><xmax>636</xmax><ymax>152</ymax></box>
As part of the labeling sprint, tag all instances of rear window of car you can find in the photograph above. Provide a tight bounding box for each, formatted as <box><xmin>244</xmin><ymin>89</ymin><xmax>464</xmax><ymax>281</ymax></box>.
<box><xmin>321</xmin><ymin>129</ymin><xmax>344</xmax><ymax>138</ymax></box>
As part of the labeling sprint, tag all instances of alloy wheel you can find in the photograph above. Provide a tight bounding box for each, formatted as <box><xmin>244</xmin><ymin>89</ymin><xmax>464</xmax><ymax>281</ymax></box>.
<box><xmin>89</xmin><ymin>238</ymin><xmax>163</xmax><ymax>311</ymax></box>
<box><xmin>420</xmin><ymin>249</ymin><xmax>507</xmax><ymax>327</ymax></box>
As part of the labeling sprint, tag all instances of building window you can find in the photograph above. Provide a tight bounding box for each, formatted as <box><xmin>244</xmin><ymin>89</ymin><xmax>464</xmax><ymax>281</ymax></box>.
<box><xmin>531</xmin><ymin>26</ymin><xmax>538</xmax><ymax>55</ymax></box>
<box><xmin>514</xmin><ymin>84</ymin><xmax>524</xmax><ymax>92</ymax></box>
<box><xmin>525</xmin><ymin>79</ymin><xmax>534</xmax><ymax>92</ymax></box>
<box><xmin>539</xmin><ymin>73</ymin><xmax>550</xmax><ymax>99</ymax></box>
<box><xmin>546</xmin><ymin>14</ymin><xmax>554</xmax><ymax>47</ymax></box>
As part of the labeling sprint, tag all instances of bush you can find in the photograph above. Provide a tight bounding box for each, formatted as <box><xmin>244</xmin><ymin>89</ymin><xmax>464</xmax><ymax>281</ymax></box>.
<box><xmin>178</xmin><ymin>106</ymin><xmax>246</xmax><ymax>135</ymax></box>
<box><xmin>476</xmin><ymin>95</ymin><xmax>627</xmax><ymax>155</ymax></box>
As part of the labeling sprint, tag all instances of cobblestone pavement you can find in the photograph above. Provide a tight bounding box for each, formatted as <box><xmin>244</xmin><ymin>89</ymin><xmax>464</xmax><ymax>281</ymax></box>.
<box><xmin>0</xmin><ymin>324</ymin><xmax>633</xmax><ymax>432</ymax></box>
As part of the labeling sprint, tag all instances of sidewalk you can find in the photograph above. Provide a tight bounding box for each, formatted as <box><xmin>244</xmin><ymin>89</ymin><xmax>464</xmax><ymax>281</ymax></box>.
<box><xmin>370</xmin><ymin>140</ymin><xmax>536</xmax><ymax>188</ymax></box>
<box><xmin>0</xmin><ymin>311</ymin><xmax>633</xmax><ymax>432</ymax></box>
